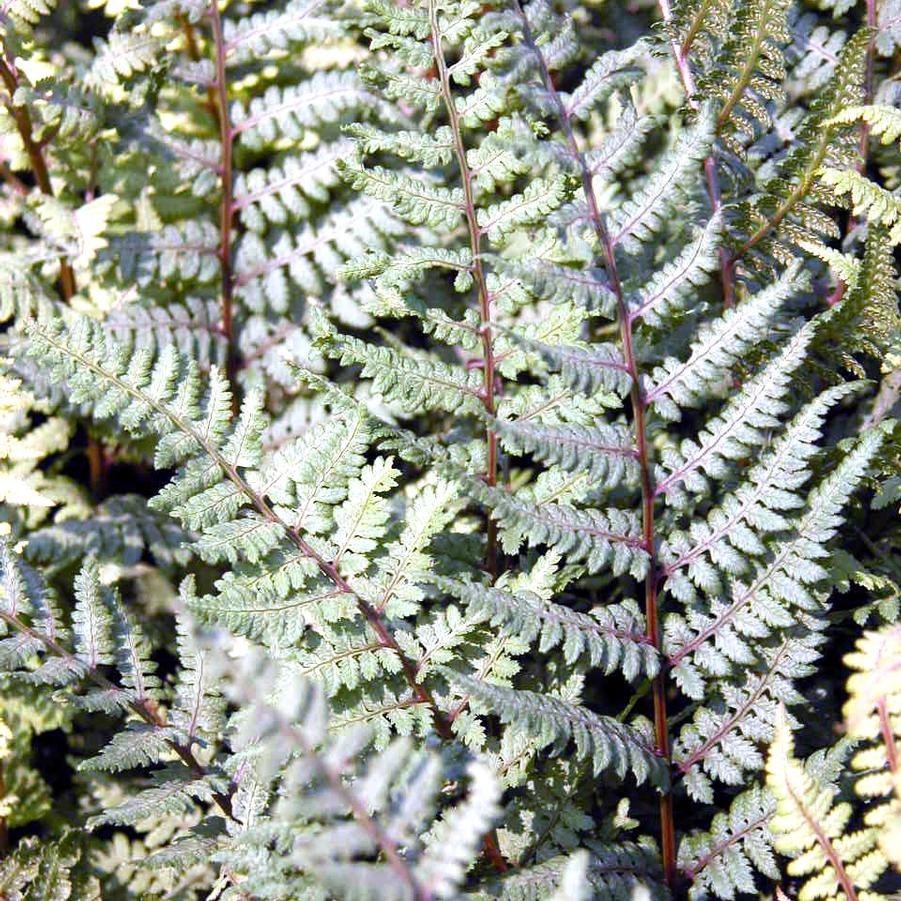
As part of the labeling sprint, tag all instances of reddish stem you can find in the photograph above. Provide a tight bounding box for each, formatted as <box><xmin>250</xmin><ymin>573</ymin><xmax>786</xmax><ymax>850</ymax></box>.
<box><xmin>86</xmin><ymin>436</ymin><xmax>108</xmax><ymax>499</ymax></box>
<box><xmin>0</xmin><ymin>55</ymin><xmax>76</xmax><ymax>301</ymax></box>
<box><xmin>878</xmin><ymin>696</ymin><xmax>899</xmax><ymax>775</ymax></box>
<box><xmin>429</xmin><ymin>2</ymin><xmax>508</xmax><ymax>870</ymax></box>
<box><xmin>208</xmin><ymin>3</ymin><xmax>238</xmax><ymax>405</ymax></box>
<box><xmin>658</xmin><ymin>0</ymin><xmax>733</xmax><ymax>309</ymax></box>
<box><xmin>179</xmin><ymin>13</ymin><xmax>222</xmax><ymax>127</ymax></box>
<box><xmin>428</xmin><ymin>3</ymin><xmax>499</xmax><ymax>576</ymax></box>
<box><xmin>511</xmin><ymin>3</ymin><xmax>677</xmax><ymax>886</ymax></box>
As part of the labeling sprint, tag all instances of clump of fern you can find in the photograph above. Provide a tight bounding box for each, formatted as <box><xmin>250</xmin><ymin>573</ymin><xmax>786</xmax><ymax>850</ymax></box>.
<box><xmin>0</xmin><ymin>0</ymin><xmax>897</xmax><ymax>898</ymax></box>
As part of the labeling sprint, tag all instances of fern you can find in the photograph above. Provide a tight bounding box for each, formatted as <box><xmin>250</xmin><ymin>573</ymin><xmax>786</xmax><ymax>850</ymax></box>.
<box><xmin>1</xmin><ymin>0</ymin><xmax>898</xmax><ymax>896</ymax></box>
<box><xmin>843</xmin><ymin>625</ymin><xmax>901</xmax><ymax>872</ymax></box>
<box><xmin>766</xmin><ymin>708</ymin><xmax>889</xmax><ymax>900</ymax></box>
<box><xmin>679</xmin><ymin>785</ymin><xmax>779</xmax><ymax>899</ymax></box>
<box><xmin>210</xmin><ymin>644</ymin><xmax>503</xmax><ymax>900</ymax></box>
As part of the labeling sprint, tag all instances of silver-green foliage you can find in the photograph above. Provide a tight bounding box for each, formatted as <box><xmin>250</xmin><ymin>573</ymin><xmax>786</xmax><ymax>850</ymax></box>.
<box><xmin>1</xmin><ymin>0</ymin><xmax>898</xmax><ymax>898</ymax></box>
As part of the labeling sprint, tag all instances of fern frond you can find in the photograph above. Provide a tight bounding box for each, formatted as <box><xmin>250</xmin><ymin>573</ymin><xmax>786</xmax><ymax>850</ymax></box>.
<box><xmin>627</xmin><ymin>214</ymin><xmax>723</xmax><ymax>327</ymax></box>
<box><xmin>820</xmin><ymin>169</ymin><xmax>901</xmax><ymax>243</ymax></box>
<box><xmin>106</xmin><ymin>297</ymin><xmax>227</xmax><ymax>372</ymax></box>
<box><xmin>218</xmin><ymin>648</ymin><xmax>499</xmax><ymax>899</ymax></box>
<box><xmin>448</xmin><ymin>671</ymin><xmax>668</xmax><ymax>788</ymax></box>
<box><xmin>509</xmin><ymin>338</ymin><xmax>631</xmax><ymax>397</ymax></box>
<box><xmin>1</xmin><ymin>0</ymin><xmax>57</xmax><ymax>28</ymax></box>
<box><xmin>418</xmin><ymin>760</ymin><xmax>502</xmax><ymax>896</ymax></box>
<box><xmin>86</xmin><ymin>776</ymin><xmax>217</xmax><ymax>829</ymax></box>
<box><xmin>477</xmin><ymin>176</ymin><xmax>570</xmax><ymax>243</ymax></box>
<box><xmin>433</xmin><ymin>576</ymin><xmax>658</xmax><ymax>679</ymax></box>
<box><xmin>4</xmin><ymin>2</ymin><xmax>898</xmax><ymax>895</ymax></box>
<box><xmin>25</xmin><ymin>314</ymin><xmax>452</xmax><ymax>742</ymax></box>
<box><xmin>25</xmin><ymin>494</ymin><xmax>190</xmax><ymax>573</ymax></box>
<box><xmin>560</xmin><ymin>45</ymin><xmax>645</xmax><ymax>122</ymax></box>
<box><xmin>766</xmin><ymin>708</ymin><xmax>888</xmax><ymax>900</ymax></box>
<box><xmin>479</xmin><ymin>485</ymin><xmax>649</xmax><ymax>578</ymax></box>
<box><xmin>83</xmin><ymin>723</ymin><xmax>179</xmax><ymax>774</ymax></box>
<box><xmin>340</xmin><ymin>160</ymin><xmax>466</xmax><ymax>230</ymax></box>
<box><xmin>665</xmin><ymin>421</ymin><xmax>893</xmax><ymax>693</ymax></box>
<box><xmin>231</xmin><ymin>71</ymin><xmax>382</xmax><ymax>151</ymax></box>
<box><xmin>844</xmin><ymin>624</ymin><xmax>901</xmax><ymax>869</ymax></box>
<box><xmin>675</xmin><ymin>632</ymin><xmax>824</xmax><ymax>802</ymax></box>
<box><xmin>646</xmin><ymin>263</ymin><xmax>802</xmax><ymax>420</ymax></box>
<box><xmin>656</xmin><ymin>324</ymin><xmax>813</xmax><ymax>504</ymax></box>
<box><xmin>679</xmin><ymin>785</ymin><xmax>778</xmax><ymax>900</ymax></box>
<box><xmin>319</xmin><ymin>327</ymin><xmax>484</xmax><ymax>415</ymax></box>
<box><xmin>584</xmin><ymin>104</ymin><xmax>658</xmax><ymax>181</ymax></box>
<box><xmin>223</xmin><ymin>0</ymin><xmax>342</xmax><ymax>65</ymax></box>
<box><xmin>797</xmin><ymin>240</ymin><xmax>861</xmax><ymax>288</ymax></box>
<box><xmin>828</xmin><ymin>104</ymin><xmax>901</xmax><ymax>145</ymax></box>
<box><xmin>494</xmin><ymin>418</ymin><xmax>640</xmax><ymax>488</ymax></box>
<box><xmin>170</xmin><ymin>591</ymin><xmax>224</xmax><ymax>743</ymax></box>
<box><xmin>731</xmin><ymin>29</ymin><xmax>869</xmax><ymax>264</ymax></box>
<box><xmin>234</xmin><ymin>198</ymin><xmax>402</xmax><ymax>314</ymax></box>
<box><xmin>71</xmin><ymin>559</ymin><xmax>114</xmax><ymax>672</ymax></box>
<box><xmin>610</xmin><ymin>116</ymin><xmax>713</xmax><ymax>250</ymax></box>
<box><xmin>233</xmin><ymin>141</ymin><xmax>351</xmax><ymax>233</ymax></box>
<box><xmin>704</xmin><ymin>0</ymin><xmax>790</xmax><ymax>152</ymax></box>
<box><xmin>661</xmin><ymin>382</ymin><xmax>862</xmax><ymax>586</ymax></box>
<box><xmin>817</xmin><ymin>227</ymin><xmax>901</xmax><ymax>372</ymax></box>
<box><xmin>475</xmin><ymin>840</ymin><xmax>665</xmax><ymax>899</ymax></box>
<box><xmin>87</xmin><ymin>28</ymin><xmax>161</xmax><ymax>95</ymax></box>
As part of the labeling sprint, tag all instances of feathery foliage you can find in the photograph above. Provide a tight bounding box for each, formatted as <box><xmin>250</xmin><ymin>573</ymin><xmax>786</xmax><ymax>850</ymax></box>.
<box><xmin>0</xmin><ymin>0</ymin><xmax>897</xmax><ymax>897</ymax></box>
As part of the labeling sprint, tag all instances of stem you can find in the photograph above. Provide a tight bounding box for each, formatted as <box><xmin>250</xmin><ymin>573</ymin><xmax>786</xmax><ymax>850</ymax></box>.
<box><xmin>178</xmin><ymin>13</ymin><xmax>222</xmax><ymax>127</ymax></box>
<box><xmin>0</xmin><ymin>55</ymin><xmax>76</xmax><ymax>301</ymax></box>
<box><xmin>732</xmin><ymin>133</ymin><xmax>830</xmax><ymax>261</ymax></box>
<box><xmin>86</xmin><ymin>434</ymin><xmax>107</xmax><ymax>498</ymax></box>
<box><xmin>0</xmin><ymin>608</ymin><xmax>234</xmax><ymax>819</ymax></box>
<box><xmin>0</xmin><ymin>53</ymin><xmax>110</xmax><ymax>494</ymax></box>
<box><xmin>428</xmin><ymin>4</ymin><xmax>509</xmax><ymax>871</ymax></box>
<box><xmin>658</xmin><ymin>0</ymin><xmax>733</xmax><ymax>308</ymax></box>
<box><xmin>861</xmin><ymin>0</ymin><xmax>878</xmax><ymax>159</ymax></box>
<box><xmin>878</xmin><ymin>697</ymin><xmax>899</xmax><ymax>775</ymax></box>
<box><xmin>785</xmin><ymin>776</ymin><xmax>859</xmax><ymax>901</ymax></box>
<box><xmin>208</xmin><ymin>3</ymin><xmax>238</xmax><ymax>405</ymax></box>
<box><xmin>428</xmin><ymin>0</ymin><xmax>499</xmax><ymax>580</ymax></box>
<box><xmin>511</xmin><ymin>4</ymin><xmax>677</xmax><ymax>887</ymax></box>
